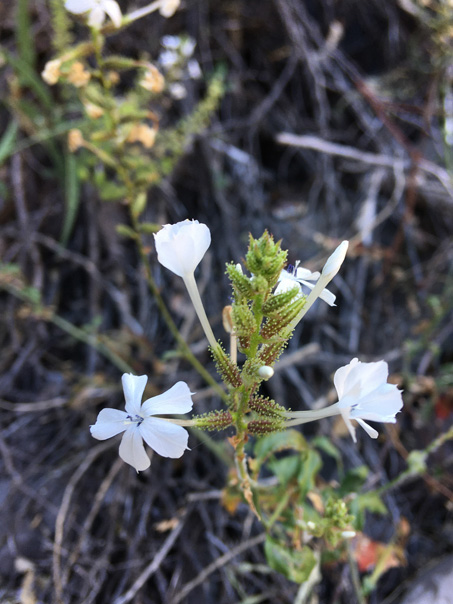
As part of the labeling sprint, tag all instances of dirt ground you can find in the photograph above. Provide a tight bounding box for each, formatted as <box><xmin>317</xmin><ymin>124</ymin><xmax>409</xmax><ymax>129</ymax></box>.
<box><xmin>1</xmin><ymin>1</ymin><xmax>453</xmax><ymax>603</ymax></box>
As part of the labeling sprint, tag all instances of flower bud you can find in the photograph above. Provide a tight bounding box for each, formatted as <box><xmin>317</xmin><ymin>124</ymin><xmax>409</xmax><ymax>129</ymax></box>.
<box><xmin>258</xmin><ymin>366</ymin><xmax>274</xmax><ymax>380</ymax></box>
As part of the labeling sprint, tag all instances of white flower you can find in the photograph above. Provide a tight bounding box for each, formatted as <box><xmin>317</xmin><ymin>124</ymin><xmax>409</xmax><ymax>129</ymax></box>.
<box><xmin>154</xmin><ymin>220</ymin><xmax>210</xmax><ymax>278</ymax></box>
<box><xmin>276</xmin><ymin>261</ymin><xmax>336</xmax><ymax>306</ymax></box>
<box><xmin>65</xmin><ymin>0</ymin><xmax>122</xmax><ymax>29</ymax></box>
<box><xmin>159</xmin><ymin>0</ymin><xmax>180</xmax><ymax>18</ymax></box>
<box><xmin>154</xmin><ymin>220</ymin><xmax>217</xmax><ymax>349</ymax></box>
<box><xmin>90</xmin><ymin>374</ymin><xmax>194</xmax><ymax>471</ymax></box>
<box><xmin>334</xmin><ymin>358</ymin><xmax>403</xmax><ymax>442</ymax></box>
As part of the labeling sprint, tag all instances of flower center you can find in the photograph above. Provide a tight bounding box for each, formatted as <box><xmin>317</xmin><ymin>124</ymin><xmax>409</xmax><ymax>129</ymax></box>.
<box><xmin>126</xmin><ymin>414</ymin><xmax>144</xmax><ymax>426</ymax></box>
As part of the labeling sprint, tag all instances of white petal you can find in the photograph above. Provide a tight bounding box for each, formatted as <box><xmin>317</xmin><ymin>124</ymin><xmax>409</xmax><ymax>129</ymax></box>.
<box><xmin>154</xmin><ymin>220</ymin><xmax>211</xmax><ymax>278</ymax></box>
<box><xmin>334</xmin><ymin>358</ymin><xmax>359</xmax><ymax>399</ymax></box>
<box><xmin>356</xmin><ymin>419</ymin><xmax>379</xmax><ymax>439</ymax></box>
<box><xmin>139</xmin><ymin>417</ymin><xmax>189</xmax><ymax>458</ymax></box>
<box><xmin>295</xmin><ymin>267</ymin><xmax>318</xmax><ymax>281</ymax></box>
<box><xmin>102</xmin><ymin>0</ymin><xmax>122</xmax><ymax>27</ymax></box>
<box><xmin>122</xmin><ymin>374</ymin><xmax>147</xmax><ymax>416</ymax></box>
<box><xmin>87</xmin><ymin>5</ymin><xmax>105</xmax><ymax>27</ymax></box>
<box><xmin>119</xmin><ymin>426</ymin><xmax>150</xmax><ymax>471</ymax></box>
<box><xmin>297</xmin><ymin>279</ymin><xmax>336</xmax><ymax>306</ymax></box>
<box><xmin>321</xmin><ymin>241</ymin><xmax>348</xmax><ymax>280</ymax></box>
<box><xmin>339</xmin><ymin>409</ymin><xmax>357</xmax><ymax>443</ymax></box>
<box><xmin>65</xmin><ymin>0</ymin><xmax>95</xmax><ymax>14</ymax></box>
<box><xmin>141</xmin><ymin>381</ymin><xmax>194</xmax><ymax>416</ymax></box>
<box><xmin>345</xmin><ymin>360</ymin><xmax>389</xmax><ymax>397</ymax></box>
<box><xmin>159</xmin><ymin>0</ymin><xmax>180</xmax><ymax>18</ymax></box>
<box><xmin>90</xmin><ymin>408</ymin><xmax>128</xmax><ymax>439</ymax></box>
<box><xmin>350</xmin><ymin>385</ymin><xmax>403</xmax><ymax>421</ymax></box>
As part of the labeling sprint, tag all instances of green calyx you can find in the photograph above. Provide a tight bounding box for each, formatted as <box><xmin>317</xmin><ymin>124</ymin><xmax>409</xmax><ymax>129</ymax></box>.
<box><xmin>194</xmin><ymin>410</ymin><xmax>233</xmax><ymax>431</ymax></box>
<box><xmin>245</xmin><ymin>231</ymin><xmax>287</xmax><ymax>289</ymax></box>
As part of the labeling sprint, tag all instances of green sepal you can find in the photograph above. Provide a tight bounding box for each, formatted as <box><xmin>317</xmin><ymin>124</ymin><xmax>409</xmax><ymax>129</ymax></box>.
<box><xmin>249</xmin><ymin>395</ymin><xmax>287</xmax><ymax>418</ymax></box>
<box><xmin>247</xmin><ymin>418</ymin><xmax>285</xmax><ymax>436</ymax></box>
<box><xmin>225</xmin><ymin>262</ymin><xmax>254</xmax><ymax>300</ymax></box>
<box><xmin>194</xmin><ymin>410</ymin><xmax>233</xmax><ymax>431</ymax></box>
<box><xmin>211</xmin><ymin>344</ymin><xmax>242</xmax><ymax>388</ymax></box>
<box><xmin>245</xmin><ymin>231</ymin><xmax>287</xmax><ymax>288</ymax></box>
<box><xmin>262</xmin><ymin>286</ymin><xmax>300</xmax><ymax>315</ymax></box>
<box><xmin>232</xmin><ymin>303</ymin><xmax>256</xmax><ymax>338</ymax></box>
<box><xmin>261</xmin><ymin>295</ymin><xmax>306</xmax><ymax>339</ymax></box>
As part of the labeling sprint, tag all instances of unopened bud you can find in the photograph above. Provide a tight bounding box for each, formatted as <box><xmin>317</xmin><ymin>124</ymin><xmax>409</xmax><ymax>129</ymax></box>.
<box><xmin>258</xmin><ymin>366</ymin><xmax>274</xmax><ymax>380</ymax></box>
<box><xmin>341</xmin><ymin>531</ymin><xmax>356</xmax><ymax>539</ymax></box>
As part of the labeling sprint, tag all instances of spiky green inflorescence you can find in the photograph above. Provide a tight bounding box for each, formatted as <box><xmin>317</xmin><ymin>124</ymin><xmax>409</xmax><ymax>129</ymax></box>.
<box><xmin>225</xmin><ymin>263</ymin><xmax>254</xmax><ymax>301</ymax></box>
<box><xmin>247</xmin><ymin>418</ymin><xmax>285</xmax><ymax>436</ymax></box>
<box><xmin>194</xmin><ymin>410</ymin><xmax>233</xmax><ymax>431</ymax></box>
<box><xmin>232</xmin><ymin>302</ymin><xmax>256</xmax><ymax>350</ymax></box>
<box><xmin>261</xmin><ymin>286</ymin><xmax>300</xmax><ymax>315</ymax></box>
<box><xmin>245</xmin><ymin>231</ymin><xmax>287</xmax><ymax>290</ymax></box>
<box><xmin>211</xmin><ymin>344</ymin><xmax>242</xmax><ymax>388</ymax></box>
<box><xmin>261</xmin><ymin>295</ymin><xmax>306</xmax><ymax>340</ymax></box>
<box><xmin>257</xmin><ymin>340</ymin><xmax>288</xmax><ymax>366</ymax></box>
<box><xmin>248</xmin><ymin>395</ymin><xmax>287</xmax><ymax>418</ymax></box>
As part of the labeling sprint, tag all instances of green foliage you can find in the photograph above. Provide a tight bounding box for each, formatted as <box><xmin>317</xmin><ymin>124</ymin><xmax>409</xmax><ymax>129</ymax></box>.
<box><xmin>264</xmin><ymin>537</ymin><xmax>317</xmax><ymax>583</ymax></box>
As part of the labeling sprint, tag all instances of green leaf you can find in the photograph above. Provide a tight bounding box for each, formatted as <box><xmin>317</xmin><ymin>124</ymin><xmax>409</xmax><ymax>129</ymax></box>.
<box><xmin>16</xmin><ymin>0</ymin><xmax>36</xmax><ymax>69</ymax></box>
<box><xmin>254</xmin><ymin>429</ymin><xmax>308</xmax><ymax>468</ymax></box>
<box><xmin>298</xmin><ymin>449</ymin><xmax>322</xmax><ymax>496</ymax></box>
<box><xmin>312</xmin><ymin>436</ymin><xmax>341</xmax><ymax>461</ymax></box>
<box><xmin>350</xmin><ymin>492</ymin><xmax>387</xmax><ymax>530</ymax></box>
<box><xmin>264</xmin><ymin>537</ymin><xmax>317</xmax><ymax>583</ymax></box>
<box><xmin>268</xmin><ymin>455</ymin><xmax>301</xmax><ymax>485</ymax></box>
<box><xmin>338</xmin><ymin>465</ymin><xmax>369</xmax><ymax>496</ymax></box>
<box><xmin>60</xmin><ymin>152</ymin><xmax>80</xmax><ymax>245</ymax></box>
<box><xmin>0</xmin><ymin>121</ymin><xmax>19</xmax><ymax>166</ymax></box>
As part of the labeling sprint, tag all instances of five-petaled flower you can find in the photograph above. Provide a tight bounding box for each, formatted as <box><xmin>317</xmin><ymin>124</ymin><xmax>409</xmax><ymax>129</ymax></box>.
<box><xmin>276</xmin><ymin>261</ymin><xmax>336</xmax><ymax>306</ymax></box>
<box><xmin>90</xmin><ymin>374</ymin><xmax>194</xmax><ymax>471</ymax></box>
<box><xmin>65</xmin><ymin>0</ymin><xmax>122</xmax><ymax>29</ymax></box>
<box><xmin>334</xmin><ymin>358</ymin><xmax>403</xmax><ymax>442</ymax></box>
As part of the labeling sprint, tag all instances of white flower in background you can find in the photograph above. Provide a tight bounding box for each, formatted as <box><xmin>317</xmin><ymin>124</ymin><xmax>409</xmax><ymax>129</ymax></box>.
<box><xmin>159</xmin><ymin>0</ymin><xmax>180</xmax><ymax>18</ymax></box>
<box><xmin>276</xmin><ymin>261</ymin><xmax>336</xmax><ymax>305</ymax></box>
<box><xmin>90</xmin><ymin>374</ymin><xmax>194</xmax><ymax>471</ymax></box>
<box><xmin>65</xmin><ymin>0</ymin><xmax>122</xmax><ymax>29</ymax></box>
<box><xmin>154</xmin><ymin>220</ymin><xmax>217</xmax><ymax>349</ymax></box>
<box><xmin>334</xmin><ymin>358</ymin><xmax>403</xmax><ymax>442</ymax></box>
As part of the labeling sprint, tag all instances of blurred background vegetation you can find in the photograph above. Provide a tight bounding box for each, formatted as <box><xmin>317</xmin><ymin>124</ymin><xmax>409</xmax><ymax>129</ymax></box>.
<box><xmin>1</xmin><ymin>0</ymin><xmax>453</xmax><ymax>603</ymax></box>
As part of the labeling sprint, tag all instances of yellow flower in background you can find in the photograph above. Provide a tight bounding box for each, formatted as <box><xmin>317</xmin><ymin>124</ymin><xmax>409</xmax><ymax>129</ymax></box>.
<box><xmin>126</xmin><ymin>124</ymin><xmax>157</xmax><ymax>149</ymax></box>
<box><xmin>140</xmin><ymin>64</ymin><xmax>165</xmax><ymax>93</ymax></box>
<box><xmin>67</xmin><ymin>62</ymin><xmax>91</xmax><ymax>87</ymax></box>
<box><xmin>42</xmin><ymin>59</ymin><xmax>62</xmax><ymax>85</ymax></box>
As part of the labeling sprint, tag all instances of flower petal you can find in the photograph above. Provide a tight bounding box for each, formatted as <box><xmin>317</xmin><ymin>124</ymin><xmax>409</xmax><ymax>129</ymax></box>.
<box><xmin>90</xmin><ymin>408</ymin><xmax>128</xmax><ymax>439</ymax></box>
<box><xmin>141</xmin><ymin>381</ymin><xmax>194</xmax><ymax>416</ymax></box>
<box><xmin>139</xmin><ymin>417</ymin><xmax>189</xmax><ymax>458</ymax></box>
<box><xmin>102</xmin><ymin>0</ymin><xmax>122</xmax><ymax>27</ymax></box>
<box><xmin>87</xmin><ymin>5</ymin><xmax>105</xmax><ymax>27</ymax></box>
<box><xmin>122</xmin><ymin>373</ymin><xmax>147</xmax><ymax>416</ymax></box>
<box><xmin>119</xmin><ymin>426</ymin><xmax>151</xmax><ymax>471</ymax></box>
<box><xmin>334</xmin><ymin>358</ymin><xmax>359</xmax><ymax>399</ymax></box>
<box><xmin>345</xmin><ymin>360</ymin><xmax>389</xmax><ymax>397</ymax></box>
<box><xmin>65</xmin><ymin>0</ymin><xmax>95</xmax><ymax>14</ymax></box>
<box><xmin>356</xmin><ymin>419</ymin><xmax>379</xmax><ymax>439</ymax></box>
<box><xmin>154</xmin><ymin>220</ymin><xmax>211</xmax><ymax>278</ymax></box>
